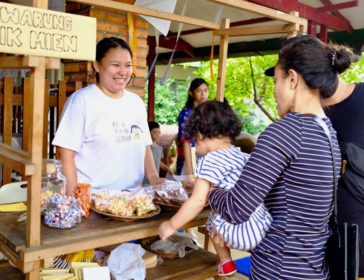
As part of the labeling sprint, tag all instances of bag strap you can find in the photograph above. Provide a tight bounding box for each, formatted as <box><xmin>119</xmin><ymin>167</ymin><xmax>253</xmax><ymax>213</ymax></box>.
<box><xmin>312</xmin><ymin>116</ymin><xmax>338</xmax><ymax>220</ymax></box>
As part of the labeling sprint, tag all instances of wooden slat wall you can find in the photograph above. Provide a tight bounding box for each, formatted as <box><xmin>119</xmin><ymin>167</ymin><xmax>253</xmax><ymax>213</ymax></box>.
<box><xmin>0</xmin><ymin>77</ymin><xmax>71</xmax><ymax>184</ymax></box>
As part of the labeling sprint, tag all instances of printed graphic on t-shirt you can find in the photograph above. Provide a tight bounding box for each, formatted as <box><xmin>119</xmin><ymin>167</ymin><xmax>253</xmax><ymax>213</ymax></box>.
<box><xmin>112</xmin><ymin>121</ymin><xmax>143</xmax><ymax>143</ymax></box>
<box><xmin>131</xmin><ymin>125</ymin><xmax>143</xmax><ymax>141</ymax></box>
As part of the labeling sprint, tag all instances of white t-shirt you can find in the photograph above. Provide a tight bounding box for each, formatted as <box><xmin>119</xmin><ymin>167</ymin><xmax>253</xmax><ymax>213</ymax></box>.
<box><xmin>52</xmin><ymin>84</ymin><xmax>152</xmax><ymax>191</ymax></box>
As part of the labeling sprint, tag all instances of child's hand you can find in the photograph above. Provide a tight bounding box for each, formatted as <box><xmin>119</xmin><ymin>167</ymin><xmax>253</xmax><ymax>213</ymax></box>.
<box><xmin>210</xmin><ymin>227</ymin><xmax>227</xmax><ymax>248</ymax></box>
<box><xmin>158</xmin><ymin>221</ymin><xmax>176</xmax><ymax>240</ymax></box>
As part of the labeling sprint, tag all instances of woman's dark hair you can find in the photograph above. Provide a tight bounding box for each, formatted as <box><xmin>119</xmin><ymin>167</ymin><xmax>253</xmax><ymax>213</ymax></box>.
<box><xmin>277</xmin><ymin>34</ymin><xmax>355</xmax><ymax>99</ymax></box>
<box><xmin>184</xmin><ymin>100</ymin><xmax>241</xmax><ymax>141</ymax></box>
<box><xmin>95</xmin><ymin>37</ymin><xmax>133</xmax><ymax>82</ymax></box>
<box><xmin>185</xmin><ymin>78</ymin><xmax>209</xmax><ymax>109</ymax></box>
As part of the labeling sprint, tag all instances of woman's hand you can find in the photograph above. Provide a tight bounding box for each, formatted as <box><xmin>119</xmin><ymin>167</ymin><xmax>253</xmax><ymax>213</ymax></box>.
<box><xmin>159</xmin><ymin>221</ymin><xmax>176</xmax><ymax>240</ymax></box>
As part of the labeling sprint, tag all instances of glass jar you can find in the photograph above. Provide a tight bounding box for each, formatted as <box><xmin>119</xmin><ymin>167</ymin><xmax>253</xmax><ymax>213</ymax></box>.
<box><xmin>41</xmin><ymin>160</ymin><xmax>66</xmax><ymax>195</ymax></box>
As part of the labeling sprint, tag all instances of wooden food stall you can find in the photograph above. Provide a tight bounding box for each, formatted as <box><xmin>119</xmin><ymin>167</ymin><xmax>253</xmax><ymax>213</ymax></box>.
<box><xmin>0</xmin><ymin>0</ymin><xmax>307</xmax><ymax>279</ymax></box>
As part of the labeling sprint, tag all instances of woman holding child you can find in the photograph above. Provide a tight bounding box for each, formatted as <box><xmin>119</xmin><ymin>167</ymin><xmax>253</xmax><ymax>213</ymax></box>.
<box><xmin>207</xmin><ymin>35</ymin><xmax>355</xmax><ymax>279</ymax></box>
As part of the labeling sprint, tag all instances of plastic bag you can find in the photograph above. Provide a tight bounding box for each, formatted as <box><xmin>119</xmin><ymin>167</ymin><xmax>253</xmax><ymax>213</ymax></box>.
<box><xmin>150</xmin><ymin>233</ymin><xmax>199</xmax><ymax>258</ymax></box>
<box><xmin>108</xmin><ymin>243</ymin><xmax>145</xmax><ymax>280</ymax></box>
<box><xmin>154</xmin><ymin>180</ymin><xmax>189</xmax><ymax>205</ymax></box>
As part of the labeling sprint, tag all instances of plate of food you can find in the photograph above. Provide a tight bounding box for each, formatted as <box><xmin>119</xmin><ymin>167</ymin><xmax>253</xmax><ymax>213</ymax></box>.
<box><xmin>91</xmin><ymin>204</ymin><xmax>161</xmax><ymax>221</ymax></box>
<box><xmin>91</xmin><ymin>188</ymin><xmax>161</xmax><ymax>221</ymax></box>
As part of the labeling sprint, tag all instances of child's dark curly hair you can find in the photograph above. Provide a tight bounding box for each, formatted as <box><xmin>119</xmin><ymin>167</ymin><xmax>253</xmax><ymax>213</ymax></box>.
<box><xmin>184</xmin><ymin>100</ymin><xmax>241</xmax><ymax>141</ymax></box>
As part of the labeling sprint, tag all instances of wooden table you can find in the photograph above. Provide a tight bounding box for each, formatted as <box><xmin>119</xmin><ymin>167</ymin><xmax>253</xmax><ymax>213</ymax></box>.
<box><xmin>0</xmin><ymin>209</ymin><xmax>210</xmax><ymax>273</ymax></box>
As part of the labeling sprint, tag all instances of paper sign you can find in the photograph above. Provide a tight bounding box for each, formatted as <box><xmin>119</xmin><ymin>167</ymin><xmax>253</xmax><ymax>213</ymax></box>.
<box><xmin>0</xmin><ymin>2</ymin><xmax>96</xmax><ymax>60</ymax></box>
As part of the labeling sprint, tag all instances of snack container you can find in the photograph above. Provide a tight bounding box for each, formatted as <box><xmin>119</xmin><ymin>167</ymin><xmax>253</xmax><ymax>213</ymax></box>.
<box><xmin>41</xmin><ymin>160</ymin><xmax>66</xmax><ymax>206</ymax></box>
<box><xmin>43</xmin><ymin>194</ymin><xmax>82</xmax><ymax>229</ymax></box>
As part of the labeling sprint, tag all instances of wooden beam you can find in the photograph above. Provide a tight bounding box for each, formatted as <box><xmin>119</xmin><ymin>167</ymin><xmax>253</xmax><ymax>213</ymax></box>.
<box><xmin>72</xmin><ymin>0</ymin><xmax>220</xmax><ymax>29</ymax></box>
<box><xmin>0</xmin><ymin>56</ymin><xmax>60</xmax><ymax>70</ymax></box>
<box><xmin>45</xmin><ymin>58</ymin><xmax>61</xmax><ymax>70</ymax></box>
<box><xmin>317</xmin><ymin>0</ymin><xmax>357</xmax><ymax>13</ymax></box>
<box><xmin>213</xmin><ymin>23</ymin><xmax>297</xmax><ymax>37</ymax></box>
<box><xmin>0</xmin><ymin>144</ymin><xmax>36</xmax><ymax>176</ymax></box>
<box><xmin>166</xmin><ymin>17</ymin><xmax>273</xmax><ymax>38</ymax></box>
<box><xmin>216</xmin><ymin>19</ymin><xmax>230</xmax><ymax>102</ymax></box>
<box><xmin>249</xmin><ymin>0</ymin><xmax>352</xmax><ymax>32</ymax></box>
<box><xmin>0</xmin><ymin>56</ymin><xmax>39</xmax><ymax>69</ymax></box>
<box><xmin>209</xmin><ymin>0</ymin><xmax>307</xmax><ymax>25</ymax></box>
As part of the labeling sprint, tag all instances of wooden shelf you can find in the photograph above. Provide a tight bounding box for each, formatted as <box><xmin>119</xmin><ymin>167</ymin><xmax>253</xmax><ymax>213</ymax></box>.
<box><xmin>0</xmin><ymin>144</ymin><xmax>35</xmax><ymax>176</ymax></box>
<box><xmin>0</xmin><ymin>209</ymin><xmax>209</xmax><ymax>273</ymax></box>
<box><xmin>146</xmin><ymin>249</ymin><xmax>218</xmax><ymax>280</ymax></box>
<box><xmin>0</xmin><ymin>144</ymin><xmax>56</xmax><ymax>176</ymax></box>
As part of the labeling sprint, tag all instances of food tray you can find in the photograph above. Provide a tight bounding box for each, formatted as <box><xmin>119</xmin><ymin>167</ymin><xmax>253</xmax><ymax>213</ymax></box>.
<box><xmin>153</xmin><ymin>197</ymin><xmax>209</xmax><ymax>212</ymax></box>
<box><xmin>141</xmin><ymin>236</ymin><xmax>195</xmax><ymax>259</ymax></box>
<box><xmin>153</xmin><ymin>197</ymin><xmax>183</xmax><ymax>211</ymax></box>
<box><xmin>91</xmin><ymin>204</ymin><xmax>161</xmax><ymax>221</ymax></box>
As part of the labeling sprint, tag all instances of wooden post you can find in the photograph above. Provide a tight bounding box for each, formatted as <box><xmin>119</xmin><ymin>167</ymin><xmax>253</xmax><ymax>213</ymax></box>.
<box><xmin>216</xmin><ymin>18</ymin><xmax>230</xmax><ymax>102</ymax></box>
<box><xmin>58</xmin><ymin>80</ymin><xmax>67</xmax><ymax>123</ymax></box>
<box><xmin>43</xmin><ymin>79</ymin><xmax>49</xmax><ymax>158</ymax></box>
<box><xmin>26</xmin><ymin>6</ymin><xmax>49</xmax><ymax>280</ymax></box>
<box><xmin>3</xmin><ymin>76</ymin><xmax>13</xmax><ymax>184</ymax></box>
<box><xmin>147</xmin><ymin>42</ymin><xmax>156</xmax><ymax>121</ymax></box>
<box><xmin>23</xmin><ymin>78</ymin><xmax>31</xmax><ymax>153</ymax></box>
<box><xmin>26</xmin><ymin>56</ymin><xmax>46</xmax><ymax>280</ymax></box>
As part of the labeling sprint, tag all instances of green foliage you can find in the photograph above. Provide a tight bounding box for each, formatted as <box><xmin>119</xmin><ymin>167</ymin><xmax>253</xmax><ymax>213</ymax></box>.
<box><xmin>341</xmin><ymin>55</ymin><xmax>364</xmax><ymax>83</ymax></box>
<box><xmin>194</xmin><ymin>55</ymin><xmax>279</xmax><ymax>134</ymax></box>
<box><xmin>150</xmin><ymin>53</ymin><xmax>364</xmax><ymax>134</ymax></box>
<box><xmin>146</xmin><ymin>78</ymin><xmax>191</xmax><ymax>124</ymax></box>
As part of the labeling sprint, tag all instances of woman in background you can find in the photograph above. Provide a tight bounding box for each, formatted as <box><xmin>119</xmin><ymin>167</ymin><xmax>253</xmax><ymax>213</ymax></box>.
<box><xmin>176</xmin><ymin>78</ymin><xmax>209</xmax><ymax>175</ymax></box>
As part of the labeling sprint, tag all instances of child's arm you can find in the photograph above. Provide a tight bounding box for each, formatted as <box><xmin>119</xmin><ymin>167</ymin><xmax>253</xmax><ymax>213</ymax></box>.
<box><xmin>159</xmin><ymin>178</ymin><xmax>210</xmax><ymax>240</ymax></box>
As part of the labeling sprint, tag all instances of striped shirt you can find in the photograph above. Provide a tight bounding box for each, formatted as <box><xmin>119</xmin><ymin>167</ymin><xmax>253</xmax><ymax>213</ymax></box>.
<box><xmin>208</xmin><ymin>113</ymin><xmax>341</xmax><ymax>280</ymax></box>
<box><xmin>197</xmin><ymin>146</ymin><xmax>272</xmax><ymax>250</ymax></box>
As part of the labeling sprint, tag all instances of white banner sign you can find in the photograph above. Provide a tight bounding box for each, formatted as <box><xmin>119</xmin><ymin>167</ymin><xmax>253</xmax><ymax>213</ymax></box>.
<box><xmin>0</xmin><ymin>2</ymin><xmax>96</xmax><ymax>60</ymax></box>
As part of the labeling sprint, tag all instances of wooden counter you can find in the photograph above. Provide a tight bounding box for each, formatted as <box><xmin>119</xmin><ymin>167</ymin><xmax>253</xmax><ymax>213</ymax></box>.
<box><xmin>0</xmin><ymin>209</ymin><xmax>209</xmax><ymax>273</ymax></box>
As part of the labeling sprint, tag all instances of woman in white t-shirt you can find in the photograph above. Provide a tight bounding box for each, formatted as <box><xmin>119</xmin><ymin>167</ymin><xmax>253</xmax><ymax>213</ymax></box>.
<box><xmin>53</xmin><ymin>37</ymin><xmax>164</xmax><ymax>195</ymax></box>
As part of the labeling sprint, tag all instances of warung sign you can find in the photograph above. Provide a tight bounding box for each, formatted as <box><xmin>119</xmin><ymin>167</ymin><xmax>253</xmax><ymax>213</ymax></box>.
<box><xmin>0</xmin><ymin>2</ymin><xmax>96</xmax><ymax>60</ymax></box>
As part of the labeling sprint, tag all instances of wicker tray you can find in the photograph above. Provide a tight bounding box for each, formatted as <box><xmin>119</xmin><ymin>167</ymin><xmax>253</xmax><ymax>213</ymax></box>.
<box><xmin>153</xmin><ymin>197</ymin><xmax>209</xmax><ymax>212</ymax></box>
<box><xmin>91</xmin><ymin>204</ymin><xmax>161</xmax><ymax>221</ymax></box>
<box><xmin>153</xmin><ymin>197</ymin><xmax>183</xmax><ymax>211</ymax></box>
<box><xmin>141</xmin><ymin>236</ymin><xmax>196</xmax><ymax>259</ymax></box>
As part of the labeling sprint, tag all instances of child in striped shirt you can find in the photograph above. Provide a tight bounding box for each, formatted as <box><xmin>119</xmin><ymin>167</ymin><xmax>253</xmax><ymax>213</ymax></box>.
<box><xmin>158</xmin><ymin>100</ymin><xmax>272</xmax><ymax>276</ymax></box>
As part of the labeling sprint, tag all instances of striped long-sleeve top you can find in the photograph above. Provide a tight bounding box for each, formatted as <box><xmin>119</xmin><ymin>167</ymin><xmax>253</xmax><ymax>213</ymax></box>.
<box><xmin>208</xmin><ymin>112</ymin><xmax>341</xmax><ymax>280</ymax></box>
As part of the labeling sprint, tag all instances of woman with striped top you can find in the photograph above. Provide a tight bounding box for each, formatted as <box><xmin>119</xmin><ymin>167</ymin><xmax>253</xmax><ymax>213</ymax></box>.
<box><xmin>209</xmin><ymin>35</ymin><xmax>354</xmax><ymax>279</ymax></box>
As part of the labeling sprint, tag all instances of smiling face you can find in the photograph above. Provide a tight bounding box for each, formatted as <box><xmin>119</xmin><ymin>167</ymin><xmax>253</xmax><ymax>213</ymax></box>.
<box><xmin>93</xmin><ymin>47</ymin><xmax>132</xmax><ymax>98</ymax></box>
<box><xmin>273</xmin><ymin>65</ymin><xmax>295</xmax><ymax>117</ymax></box>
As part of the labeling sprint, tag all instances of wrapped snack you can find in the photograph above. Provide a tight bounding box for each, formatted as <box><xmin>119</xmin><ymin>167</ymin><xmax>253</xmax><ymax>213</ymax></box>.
<box><xmin>75</xmin><ymin>183</ymin><xmax>91</xmax><ymax>218</ymax></box>
<box><xmin>44</xmin><ymin>194</ymin><xmax>82</xmax><ymax>229</ymax></box>
<box><xmin>92</xmin><ymin>188</ymin><xmax>156</xmax><ymax>217</ymax></box>
<box><xmin>154</xmin><ymin>180</ymin><xmax>189</xmax><ymax>206</ymax></box>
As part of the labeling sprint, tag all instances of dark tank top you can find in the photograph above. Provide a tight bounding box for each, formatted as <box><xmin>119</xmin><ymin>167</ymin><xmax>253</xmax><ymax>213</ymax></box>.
<box><xmin>325</xmin><ymin>83</ymin><xmax>364</xmax><ymax>145</ymax></box>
